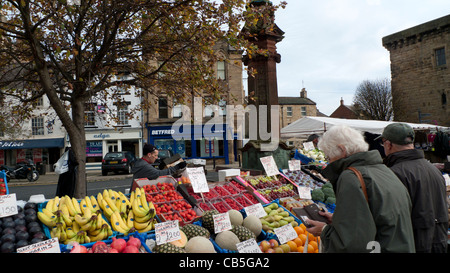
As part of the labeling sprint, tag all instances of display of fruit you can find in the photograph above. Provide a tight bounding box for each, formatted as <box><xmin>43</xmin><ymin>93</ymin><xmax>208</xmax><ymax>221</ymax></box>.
<box><xmin>298</xmin><ymin>148</ymin><xmax>327</xmax><ymax>163</ymax></box>
<box><xmin>230</xmin><ymin>180</ymin><xmax>246</xmax><ymax>192</ymax></box>
<box><xmin>230</xmin><ymin>225</ymin><xmax>256</xmax><ymax>242</ymax></box>
<box><xmin>69</xmin><ymin>235</ymin><xmax>146</xmax><ymax>253</ymax></box>
<box><xmin>283</xmin><ymin>170</ymin><xmax>324</xmax><ymax>190</ymax></box>
<box><xmin>0</xmin><ymin>203</ymin><xmax>45</xmax><ymax>253</ymax></box>
<box><xmin>200</xmin><ymin>209</ymin><xmax>219</xmax><ymax>235</ymax></box>
<box><xmin>179</xmin><ymin>209</ymin><xmax>197</xmax><ymax>223</ymax></box>
<box><xmin>180</xmin><ymin>224</ymin><xmax>210</xmax><ymax>240</ymax></box>
<box><xmin>0</xmin><ymin>177</ymin><xmax>7</xmax><ymax>195</ymax></box>
<box><xmin>210</xmin><ymin>199</ymin><xmax>231</xmax><ymax>213</ymax></box>
<box><xmin>259</xmin><ymin>202</ymin><xmax>299</xmax><ymax>234</ymax></box>
<box><xmin>246</xmin><ymin>175</ymin><xmax>289</xmax><ymax>190</ymax></box>
<box><xmin>257</xmin><ymin>184</ymin><xmax>297</xmax><ymax>202</ymax></box>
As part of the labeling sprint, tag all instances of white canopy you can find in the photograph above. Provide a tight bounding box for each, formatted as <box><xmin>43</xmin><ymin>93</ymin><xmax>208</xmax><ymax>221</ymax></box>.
<box><xmin>280</xmin><ymin>116</ymin><xmax>450</xmax><ymax>139</ymax></box>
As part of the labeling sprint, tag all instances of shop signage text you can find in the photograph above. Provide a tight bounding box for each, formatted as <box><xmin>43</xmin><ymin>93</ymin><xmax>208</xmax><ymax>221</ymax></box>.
<box><xmin>0</xmin><ymin>141</ymin><xmax>25</xmax><ymax>148</ymax></box>
<box><xmin>93</xmin><ymin>133</ymin><xmax>111</xmax><ymax>139</ymax></box>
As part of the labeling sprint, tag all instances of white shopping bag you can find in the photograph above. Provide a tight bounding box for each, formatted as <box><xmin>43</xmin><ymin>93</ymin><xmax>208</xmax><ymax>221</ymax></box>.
<box><xmin>54</xmin><ymin>151</ymin><xmax>69</xmax><ymax>174</ymax></box>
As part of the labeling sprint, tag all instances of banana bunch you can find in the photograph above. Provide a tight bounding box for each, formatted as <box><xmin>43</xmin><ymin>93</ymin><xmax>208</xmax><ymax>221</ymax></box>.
<box><xmin>38</xmin><ymin>195</ymin><xmax>113</xmax><ymax>244</ymax></box>
<box><xmin>130</xmin><ymin>187</ymin><xmax>157</xmax><ymax>233</ymax></box>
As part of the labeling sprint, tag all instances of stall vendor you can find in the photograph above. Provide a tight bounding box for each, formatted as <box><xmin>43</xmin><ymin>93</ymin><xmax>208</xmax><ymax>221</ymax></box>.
<box><xmin>130</xmin><ymin>143</ymin><xmax>186</xmax><ymax>189</ymax></box>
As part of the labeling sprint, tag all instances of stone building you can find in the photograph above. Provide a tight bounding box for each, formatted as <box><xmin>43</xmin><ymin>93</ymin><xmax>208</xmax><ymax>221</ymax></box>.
<box><xmin>279</xmin><ymin>88</ymin><xmax>319</xmax><ymax>129</ymax></box>
<box><xmin>382</xmin><ymin>15</ymin><xmax>450</xmax><ymax>126</ymax></box>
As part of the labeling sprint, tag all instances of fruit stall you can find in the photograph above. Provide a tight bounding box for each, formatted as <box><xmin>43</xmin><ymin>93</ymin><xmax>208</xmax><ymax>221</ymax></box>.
<box><xmin>0</xmin><ymin>156</ymin><xmax>335</xmax><ymax>254</ymax></box>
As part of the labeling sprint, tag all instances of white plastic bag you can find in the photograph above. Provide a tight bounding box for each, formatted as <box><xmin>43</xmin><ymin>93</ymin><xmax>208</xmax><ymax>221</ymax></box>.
<box><xmin>54</xmin><ymin>150</ymin><xmax>69</xmax><ymax>174</ymax></box>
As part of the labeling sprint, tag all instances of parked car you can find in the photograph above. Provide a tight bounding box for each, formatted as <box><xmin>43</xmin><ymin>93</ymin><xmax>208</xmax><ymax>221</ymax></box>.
<box><xmin>151</xmin><ymin>149</ymin><xmax>174</xmax><ymax>169</ymax></box>
<box><xmin>102</xmin><ymin>151</ymin><xmax>136</xmax><ymax>176</ymax></box>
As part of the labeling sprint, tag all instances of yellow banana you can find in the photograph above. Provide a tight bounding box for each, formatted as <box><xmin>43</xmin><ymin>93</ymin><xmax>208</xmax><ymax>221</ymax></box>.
<box><xmin>102</xmin><ymin>189</ymin><xmax>110</xmax><ymax>200</ymax></box>
<box><xmin>52</xmin><ymin>196</ymin><xmax>60</xmax><ymax>212</ymax></box>
<box><xmin>137</xmin><ymin>218</ymin><xmax>156</xmax><ymax>233</ymax></box>
<box><xmin>95</xmin><ymin>214</ymin><xmax>104</xmax><ymax>230</ymax></box>
<box><xmin>66</xmin><ymin>227</ymin><xmax>77</xmax><ymax>239</ymax></box>
<box><xmin>148</xmin><ymin>201</ymin><xmax>156</xmax><ymax>218</ymax></box>
<box><xmin>129</xmin><ymin>191</ymin><xmax>135</xmax><ymax>206</ymax></box>
<box><xmin>132</xmin><ymin>199</ymin><xmax>149</xmax><ymax>218</ymax></box>
<box><xmin>110</xmin><ymin>212</ymin><xmax>129</xmax><ymax>234</ymax></box>
<box><xmin>72</xmin><ymin>221</ymin><xmax>80</xmax><ymax>233</ymax></box>
<box><xmin>134</xmin><ymin>212</ymin><xmax>153</xmax><ymax>223</ymax></box>
<box><xmin>88</xmin><ymin>228</ymin><xmax>106</xmax><ymax>242</ymax></box>
<box><xmin>100</xmin><ymin>199</ymin><xmax>114</xmax><ymax>217</ymax></box>
<box><xmin>72</xmin><ymin>197</ymin><xmax>82</xmax><ymax>214</ymax></box>
<box><xmin>61</xmin><ymin>211</ymin><xmax>73</xmax><ymax>227</ymax></box>
<box><xmin>63</xmin><ymin>196</ymin><xmax>76</xmax><ymax>216</ymax></box>
<box><xmin>104</xmin><ymin>195</ymin><xmax>119</xmax><ymax>212</ymax></box>
<box><xmin>84</xmin><ymin>196</ymin><xmax>95</xmax><ymax>212</ymax></box>
<box><xmin>82</xmin><ymin>207</ymin><xmax>92</xmax><ymax>219</ymax></box>
<box><xmin>126</xmin><ymin>210</ymin><xmax>134</xmax><ymax>229</ymax></box>
<box><xmin>45</xmin><ymin>199</ymin><xmax>55</xmax><ymax>212</ymax></box>
<box><xmin>42</xmin><ymin>208</ymin><xmax>55</xmax><ymax>218</ymax></box>
<box><xmin>74</xmin><ymin>214</ymin><xmax>91</xmax><ymax>226</ymax></box>
<box><xmin>37</xmin><ymin>211</ymin><xmax>56</xmax><ymax>228</ymax></box>
<box><xmin>90</xmin><ymin>195</ymin><xmax>100</xmax><ymax>212</ymax></box>
<box><xmin>139</xmin><ymin>189</ymin><xmax>150</xmax><ymax>212</ymax></box>
<box><xmin>118</xmin><ymin>191</ymin><xmax>131</xmax><ymax>207</ymax></box>
<box><xmin>134</xmin><ymin>219</ymin><xmax>151</xmax><ymax>230</ymax></box>
<box><xmin>119</xmin><ymin>201</ymin><xmax>128</xmax><ymax>215</ymax></box>
<box><xmin>50</xmin><ymin>225</ymin><xmax>60</xmax><ymax>239</ymax></box>
<box><xmin>79</xmin><ymin>219</ymin><xmax>93</xmax><ymax>231</ymax></box>
<box><xmin>113</xmin><ymin>210</ymin><xmax>129</xmax><ymax>231</ymax></box>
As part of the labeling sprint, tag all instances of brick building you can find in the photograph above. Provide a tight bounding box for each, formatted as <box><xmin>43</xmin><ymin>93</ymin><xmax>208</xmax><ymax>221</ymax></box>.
<box><xmin>329</xmin><ymin>98</ymin><xmax>358</xmax><ymax>119</ymax></box>
<box><xmin>382</xmin><ymin>15</ymin><xmax>450</xmax><ymax>126</ymax></box>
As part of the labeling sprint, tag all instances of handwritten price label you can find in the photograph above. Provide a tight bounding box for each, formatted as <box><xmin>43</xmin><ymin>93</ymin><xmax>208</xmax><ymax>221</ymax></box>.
<box><xmin>184</xmin><ymin>167</ymin><xmax>209</xmax><ymax>193</ymax></box>
<box><xmin>288</xmin><ymin>159</ymin><xmax>301</xmax><ymax>171</ymax></box>
<box><xmin>274</xmin><ymin>224</ymin><xmax>298</xmax><ymax>244</ymax></box>
<box><xmin>213</xmin><ymin>212</ymin><xmax>232</xmax><ymax>234</ymax></box>
<box><xmin>244</xmin><ymin>203</ymin><xmax>267</xmax><ymax>219</ymax></box>
<box><xmin>237</xmin><ymin>238</ymin><xmax>262</xmax><ymax>253</ymax></box>
<box><xmin>298</xmin><ymin>186</ymin><xmax>312</xmax><ymax>200</ymax></box>
<box><xmin>17</xmin><ymin>238</ymin><xmax>60</xmax><ymax>253</ymax></box>
<box><xmin>0</xmin><ymin>193</ymin><xmax>18</xmax><ymax>218</ymax></box>
<box><xmin>260</xmin><ymin>156</ymin><xmax>280</xmax><ymax>177</ymax></box>
<box><xmin>155</xmin><ymin>220</ymin><xmax>181</xmax><ymax>245</ymax></box>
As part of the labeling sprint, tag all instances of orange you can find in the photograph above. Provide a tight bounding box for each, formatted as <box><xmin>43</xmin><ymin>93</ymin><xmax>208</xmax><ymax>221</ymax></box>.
<box><xmin>293</xmin><ymin>237</ymin><xmax>303</xmax><ymax>247</ymax></box>
<box><xmin>307</xmin><ymin>232</ymin><xmax>316</xmax><ymax>242</ymax></box>
<box><xmin>298</xmin><ymin>234</ymin><xmax>307</xmax><ymax>245</ymax></box>
<box><xmin>306</xmin><ymin>244</ymin><xmax>315</xmax><ymax>253</ymax></box>
<box><xmin>299</xmin><ymin>223</ymin><xmax>307</xmax><ymax>230</ymax></box>
<box><xmin>287</xmin><ymin>241</ymin><xmax>298</xmax><ymax>252</ymax></box>
<box><xmin>294</xmin><ymin>226</ymin><xmax>304</xmax><ymax>235</ymax></box>
<box><xmin>309</xmin><ymin>241</ymin><xmax>318</xmax><ymax>251</ymax></box>
<box><xmin>297</xmin><ymin>245</ymin><xmax>304</xmax><ymax>253</ymax></box>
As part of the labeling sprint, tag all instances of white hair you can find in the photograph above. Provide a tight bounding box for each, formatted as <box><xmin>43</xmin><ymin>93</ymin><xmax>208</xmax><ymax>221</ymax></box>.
<box><xmin>318</xmin><ymin>125</ymin><xmax>369</xmax><ymax>159</ymax></box>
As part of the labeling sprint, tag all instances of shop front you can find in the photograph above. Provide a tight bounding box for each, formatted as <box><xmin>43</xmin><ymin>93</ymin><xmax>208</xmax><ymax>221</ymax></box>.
<box><xmin>147</xmin><ymin>124</ymin><xmax>238</xmax><ymax>164</ymax></box>
<box><xmin>0</xmin><ymin>138</ymin><xmax>65</xmax><ymax>172</ymax></box>
<box><xmin>85</xmin><ymin>128</ymin><xmax>143</xmax><ymax>169</ymax></box>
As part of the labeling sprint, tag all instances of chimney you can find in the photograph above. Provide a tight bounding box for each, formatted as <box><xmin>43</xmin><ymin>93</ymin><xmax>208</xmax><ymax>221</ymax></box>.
<box><xmin>340</xmin><ymin>97</ymin><xmax>344</xmax><ymax>105</ymax></box>
<box><xmin>300</xmin><ymin>88</ymin><xmax>307</xmax><ymax>98</ymax></box>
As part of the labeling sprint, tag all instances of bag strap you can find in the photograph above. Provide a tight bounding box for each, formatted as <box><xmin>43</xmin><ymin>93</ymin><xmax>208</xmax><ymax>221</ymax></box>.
<box><xmin>347</xmin><ymin>167</ymin><xmax>369</xmax><ymax>203</ymax></box>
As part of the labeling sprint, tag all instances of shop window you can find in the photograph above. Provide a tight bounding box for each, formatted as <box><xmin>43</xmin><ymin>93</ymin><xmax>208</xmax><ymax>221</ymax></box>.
<box><xmin>286</xmin><ymin>106</ymin><xmax>293</xmax><ymax>117</ymax></box>
<box><xmin>32</xmin><ymin>117</ymin><xmax>44</xmax><ymax>135</ymax></box>
<box><xmin>159</xmin><ymin>98</ymin><xmax>168</xmax><ymax>119</ymax></box>
<box><xmin>435</xmin><ymin>47</ymin><xmax>446</xmax><ymax>67</ymax></box>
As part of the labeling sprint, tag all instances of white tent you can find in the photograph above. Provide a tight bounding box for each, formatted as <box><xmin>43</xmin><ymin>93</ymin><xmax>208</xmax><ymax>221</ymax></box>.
<box><xmin>280</xmin><ymin>116</ymin><xmax>450</xmax><ymax>139</ymax></box>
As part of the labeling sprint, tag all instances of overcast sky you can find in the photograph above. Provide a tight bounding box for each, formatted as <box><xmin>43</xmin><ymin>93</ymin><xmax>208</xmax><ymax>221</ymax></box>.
<box><xmin>260</xmin><ymin>0</ymin><xmax>450</xmax><ymax>116</ymax></box>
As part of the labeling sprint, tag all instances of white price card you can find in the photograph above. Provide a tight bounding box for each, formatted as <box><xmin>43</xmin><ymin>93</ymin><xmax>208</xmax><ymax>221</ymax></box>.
<box><xmin>303</xmin><ymin>141</ymin><xmax>315</xmax><ymax>151</ymax></box>
<box><xmin>274</xmin><ymin>224</ymin><xmax>298</xmax><ymax>244</ymax></box>
<box><xmin>184</xmin><ymin>167</ymin><xmax>209</xmax><ymax>193</ymax></box>
<box><xmin>237</xmin><ymin>238</ymin><xmax>262</xmax><ymax>253</ymax></box>
<box><xmin>0</xmin><ymin>193</ymin><xmax>18</xmax><ymax>218</ymax></box>
<box><xmin>244</xmin><ymin>203</ymin><xmax>267</xmax><ymax>219</ymax></box>
<box><xmin>155</xmin><ymin>220</ymin><xmax>182</xmax><ymax>245</ymax></box>
<box><xmin>298</xmin><ymin>186</ymin><xmax>312</xmax><ymax>200</ymax></box>
<box><xmin>288</xmin><ymin>159</ymin><xmax>301</xmax><ymax>171</ymax></box>
<box><xmin>260</xmin><ymin>155</ymin><xmax>280</xmax><ymax>177</ymax></box>
<box><xmin>213</xmin><ymin>212</ymin><xmax>232</xmax><ymax>234</ymax></box>
<box><xmin>17</xmin><ymin>238</ymin><xmax>61</xmax><ymax>253</ymax></box>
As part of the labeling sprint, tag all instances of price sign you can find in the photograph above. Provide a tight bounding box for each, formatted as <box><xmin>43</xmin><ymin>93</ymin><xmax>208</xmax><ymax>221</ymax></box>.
<box><xmin>184</xmin><ymin>167</ymin><xmax>209</xmax><ymax>193</ymax></box>
<box><xmin>303</xmin><ymin>141</ymin><xmax>315</xmax><ymax>151</ymax></box>
<box><xmin>17</xmin><ymin>238</ymin><xmax>60</xmax><ymax>253</ymax></box>
<box><xmin>213</xmin><ymin>212</ymin><xmax>232</xmax><ymax>234</ymax></box>
<box><xmin>298</xmin><ymin>186</ymin><xmax>312</xmax><ymax>200</ymax></box>
<box><xmin>288</xmin><ymin>159</ymin><xmax>301</xmax><ymax>171</ymax></box>
<box><xmin>260</xmin><ymin>155</ymin><xmax>280</xmax><ymax>177</ymax></box>
<box><xmin>274</xmin><ymin>224</ymin><xmax>298</xmax><ymax>244</ymax></box>
<box><xmin>244</xmin><ymin>203</ymin><xmax>267</xmax><ymax>219</ymax></box>
<box><xmin>155</xmin><ymin>220</ymin><xmax>181</xmax><ymax>245</ymax></box>
<box><xmin>237</xmin><ymin>238</ymin><xmax>262</xmax><ymax>253</ymax></box>
<box><xmin>0</xmin><ymin>193</ymin><xmax>18</xmax><ymax>218</ymax></box>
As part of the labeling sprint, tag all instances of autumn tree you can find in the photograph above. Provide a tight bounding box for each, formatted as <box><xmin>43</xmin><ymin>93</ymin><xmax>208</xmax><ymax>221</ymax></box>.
<box><xmin>353</xmin><ymin>78</ymin><xmax>393</xmax><ymax>121</ymax></box>
<box><xmin>0</xmin><ymin>0</ymin><xmax>285</xmax><ymax>197</ymax></box>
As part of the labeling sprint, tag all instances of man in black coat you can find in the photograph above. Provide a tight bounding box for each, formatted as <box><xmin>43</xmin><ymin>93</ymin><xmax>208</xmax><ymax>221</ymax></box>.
<box><xmin>379</xmin><ymin>123</ymin><xmax>448</xmax><ymax>253</ymax></box>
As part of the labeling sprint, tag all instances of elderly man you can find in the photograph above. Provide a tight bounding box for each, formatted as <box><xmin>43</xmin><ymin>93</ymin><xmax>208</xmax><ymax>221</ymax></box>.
<box><xmin>379</xmin><ymin>123</ymin><xmax>448</xmax><ymax>253</ymax></box>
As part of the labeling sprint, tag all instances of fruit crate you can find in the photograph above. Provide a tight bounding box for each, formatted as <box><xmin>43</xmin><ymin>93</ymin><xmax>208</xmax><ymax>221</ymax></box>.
<box><xmin>0</xmin><ymin>170</ymin><xmax>9</xmax><ymax>195</ymax></box>
<box><xmin>131</xmin><ymin>175</ymin><xmax>178</xmax><ymax>192</ymax></box>
<box><xmin>209</xmin><ymin>198</ymin><xmax>232</xmax><ymax>213</ymax></box>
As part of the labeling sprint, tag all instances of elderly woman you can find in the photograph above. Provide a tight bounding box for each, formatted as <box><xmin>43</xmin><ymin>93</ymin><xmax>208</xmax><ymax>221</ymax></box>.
<box><xmin>306</xmin><ymin>125</ymin><xmax>415</xmax><ymax>253</ymax></box>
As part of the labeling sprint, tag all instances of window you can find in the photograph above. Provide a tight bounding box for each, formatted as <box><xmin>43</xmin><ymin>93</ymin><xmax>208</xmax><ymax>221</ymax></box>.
<box><xmin>159</xmin><ymin>98</ymin><xmax>168</xmax><ymax>118</ymax></box>
<box><xmin>435</xmin><ymin>47</ymin><xmax>446</xmax><ymax>66</ymax></box>
<box><xmin>172</xmin><ymin>98</ymin><xmax>182</xmax><ymax>118</ymax></box>
<box><xmin>301</xmin><ymin>107</ymin><xmax>307</xmax><ymax>116</ymax></box>
<box><xmin>217</xmin><ymin>61</ymin><xmax>226</xmax><ymax>80</ymax></box>
<box><xmin>117</xmin><ymin>103</ymin><xmax>129</xmax><ymax>125</ymax></box>
<box><xmin>32</xmin><ymin>117</ymin><xmax>44</xmax><ymax>135</ymax></box>
<box><xmin>286</xmin><ymin>106</ymin><xmax>293</xmax><ymax>117</ymax></box>
<box><xmin>84</xmin><ymin>103</ymin><xmax>96</xmax><ymax>127</ymax></box>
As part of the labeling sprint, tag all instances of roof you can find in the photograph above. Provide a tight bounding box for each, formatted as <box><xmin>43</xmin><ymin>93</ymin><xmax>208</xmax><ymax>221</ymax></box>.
<box><xmin>278</xmin><ymin>97</ymin><xmax>316</xmax><ymax>105</ymax></box>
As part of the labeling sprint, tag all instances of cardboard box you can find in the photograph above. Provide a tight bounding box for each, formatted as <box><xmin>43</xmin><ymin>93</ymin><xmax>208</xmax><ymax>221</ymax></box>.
<box><xmin>131</xmin><ymin>176</ymin><xmax>178</xmax><ymax>192</ymax></box>
<box><xmin>218</xmin><ymin>169</ymin><xmax>241</xmax><ymax>182</ymax></box>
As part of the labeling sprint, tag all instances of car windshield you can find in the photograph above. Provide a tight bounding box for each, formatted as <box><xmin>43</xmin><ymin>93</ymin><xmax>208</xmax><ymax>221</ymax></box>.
<box><xmin>105</xmin><ymin>152</ymin><xmax>124</xmax><ymax>159</ymax></box>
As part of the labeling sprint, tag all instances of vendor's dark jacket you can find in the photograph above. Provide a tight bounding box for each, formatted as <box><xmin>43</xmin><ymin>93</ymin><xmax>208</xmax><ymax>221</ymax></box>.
<box><xmin>384</xmin><ymin>149</ymin><xmax>448</xmax><ymax>251</ymax></box>
<box><xmin>132</xmin><ymin>158</ymin><xmax>178</xmax><ymax>181</ymax></box>
<box><xmin>321</xmin><ymin>150</ymin><xmax>415</xmax><ymax>253</ymax></box>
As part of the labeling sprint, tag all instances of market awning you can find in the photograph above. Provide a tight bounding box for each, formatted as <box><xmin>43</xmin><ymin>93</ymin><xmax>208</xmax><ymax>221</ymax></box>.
<box><xmin>0</xmin><ymin>138</ymin><xmax>65</xmax><ymax>150</ymax></box>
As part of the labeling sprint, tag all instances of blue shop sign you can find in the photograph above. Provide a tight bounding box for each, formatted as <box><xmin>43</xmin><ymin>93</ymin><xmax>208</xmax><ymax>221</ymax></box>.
<box><xmin>0</xmin><ymin>138</ymin><xmax>65</xmax><ymax>150</ymax></box>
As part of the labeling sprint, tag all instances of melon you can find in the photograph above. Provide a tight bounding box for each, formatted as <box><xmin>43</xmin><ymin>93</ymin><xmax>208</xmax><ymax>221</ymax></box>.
<box><xmin>169</xmin><ymin>230</ymin><xmax>188</xmax><ymax>248</ymax></box>
<box><xmin>185</xmin><ymin>236</ymin><xmax>216</xmax><ymax>253</ymax></box>
<box><xmin>215</xmin><ymin>230</ymin><xmax>240</xmax><ymax>251</ymax></box>
<box><xmin>228</xmin><ymin>209</ymin><xmax>243</xmax><ymax>226</ymax></box>
<box><xmin>242</xmin><ymin>215</ymin><xmax>262</xmax><ymax>237</ymax></box>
